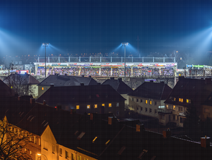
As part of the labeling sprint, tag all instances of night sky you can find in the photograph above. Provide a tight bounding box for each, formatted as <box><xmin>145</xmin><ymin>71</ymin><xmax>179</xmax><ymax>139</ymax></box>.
<box><xmin>0</xmin><ymin>0</ymin><xmax>212</xmax><ymax>55</ymax></box>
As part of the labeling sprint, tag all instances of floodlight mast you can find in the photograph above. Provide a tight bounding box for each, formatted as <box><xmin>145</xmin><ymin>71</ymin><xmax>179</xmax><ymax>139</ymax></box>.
<box><xmin>122</xmin><ymin>42</ymin><xmax>128</xmax><ymax>79</ymax></box>
<box><xmin>42</xmin><ymin>43</ymin><xmax>49</xmax><ymax>78</ymax></box>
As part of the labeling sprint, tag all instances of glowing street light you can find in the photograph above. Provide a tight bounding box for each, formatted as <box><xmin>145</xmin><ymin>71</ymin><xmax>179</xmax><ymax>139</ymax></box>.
<box><xmin>42</xmin><ymin>43</ymin><xmax>49</xmax><ymax>78</ymax></box>
<box><xmin>122</xmin><ymin>42</ymin><xmax>128</xmax><ymax>79</ymax></box>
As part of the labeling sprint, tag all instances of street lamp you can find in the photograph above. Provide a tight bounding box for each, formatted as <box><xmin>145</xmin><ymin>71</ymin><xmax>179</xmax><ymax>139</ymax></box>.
<box><xmin>42</xmin><ymin>43</ymin><xmax>49</xmax><ymax>78</ymax></box>
<box><xmin>122</xmin><ymin>42</ymin><xmax>128</xmax><ymax>79</ymax></box>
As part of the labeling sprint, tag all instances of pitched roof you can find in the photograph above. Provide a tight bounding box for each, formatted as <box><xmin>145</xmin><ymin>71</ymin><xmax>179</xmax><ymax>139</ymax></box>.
<box><xmin>3</xmin><ymin>73</ymin><xmax>39</xmax><ymax>85</ymax></box>
<box><xmin>38</xmin><ymin>75</ymin><xmax>98</xmax><ymax>86</ymax></box>
<box><xmin>128</xmin><ymin>81</ymin><xmax>172</xmax><ymax>100</ymax></box>
<box><xmin>2</xmin><ymin>96</ymin><xmax>212</xmax><ymax>160</ymax></box>
<box><xmin>164</xmin><ymin>77</ymin><xmax>212</xmax><ymax>106</ymax></box>
<box><xmin>0</xmin><ymin>79</ymin><xmax>15</xmax><ymax>98</ymax></box>
<box><xmin>36</xmin><ymin>85</ymin><xmax>125</xmax><ymax>106</ymax></box>
<box><xmin>102</xmin><ymin>78</ymin><xmax>133</xmax><ymax>94</ymax></box>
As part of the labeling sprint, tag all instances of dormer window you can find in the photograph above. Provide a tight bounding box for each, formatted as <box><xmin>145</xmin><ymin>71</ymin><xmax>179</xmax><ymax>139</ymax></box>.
<box><xmin>105</xmin><ymin>140</ymin><xmax>110</xmax><ymax>145</ymax></box>
<box><xmin>92</xmin><ymin>136</ymin><xmax>98</xmax><ymax>143</ymax></box>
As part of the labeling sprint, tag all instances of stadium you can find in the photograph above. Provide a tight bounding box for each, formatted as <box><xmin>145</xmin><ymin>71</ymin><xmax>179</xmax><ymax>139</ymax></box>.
<box><xmin>34</xmin><ymin>56</ymin><xmax>177</xmax><ymax>77</ymax></box>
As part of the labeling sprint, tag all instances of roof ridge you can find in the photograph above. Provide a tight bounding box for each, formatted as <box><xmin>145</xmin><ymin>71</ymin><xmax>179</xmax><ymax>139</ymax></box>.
<box><xmin>160</xmin><ymin>83</ymin><xmax>166</xmax><ymax>100</ymax></box>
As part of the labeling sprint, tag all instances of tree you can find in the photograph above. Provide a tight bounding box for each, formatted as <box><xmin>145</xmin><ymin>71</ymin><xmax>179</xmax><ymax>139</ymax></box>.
<box><xmin>3</xmin><ymin>74</ymin><xmax>34</xmax><ymax>96</ymax></box>
<box><xmin>184</xmin><ymin>106</ymin><xmax>201</xmax><ymax>140</ymax></box>
<box><xmin>0</xmin><ymin>117</ymin><xmax>32</xmax><ymax>160</ymax></box>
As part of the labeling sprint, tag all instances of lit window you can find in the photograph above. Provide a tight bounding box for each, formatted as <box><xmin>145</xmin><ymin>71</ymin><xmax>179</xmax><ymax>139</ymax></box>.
<box><xmin>92</xmin><ymin>136</ymin><xmax>98</xmax><ymax>143</ymax></box>
<box><xmin>76</xmin><ymin>105</ymin><xmax>80</xmax><ymax>109</ymax></box>
<box><xmin>150</xmin><ymin>101</ymin><xmax>152</xmax><ymax>105</ymax></box>
<box><xmin>179</xmin><ymin>98</ymin><xmax>183</xmax><ymax>102</ymax></box>
<box><xmin>87</xmin><ymin>105</ymin><xmax>90</xmax><ymax>109</ymax></box>
<box><xmin>11</xmin><ymin>86</ymin><xmax>13</xmax><ymax>89</ymax></box>
<box><xmin>166</xmin><ymin>105</ymin><xmax>169</xmax><ymax>109</ymax></box>
<box><xmin>42</xmin><ymin>87</ymin><xmax>44</xmax><ymax>91</ymax></box>
<box><xmin>186</xmin><ymin>99</ymin><xmax>191</xmax><ymax>103</ymax></box>
<box><xmin>102</xmin><ymin>104</ymin><xmax>105</xmax><ymax>106</ymax></box>
<box><xmin>173</xmin><ymin>105</ymin><xmax>175</xmax><ymax>110</ymax></box>
<box><xmin>146</xmin><ymin>100</ymin><xmax>148</xmax><ymax>104</ymax></box>
<box><xmin>174</xmin><ymin>98</ymin><xmax>176</xmax><ymax>101</ymax></box>
<box><xmin>109</xmin><ymin>103</ymin><xmax>112</xmax><ymax>107</ymax></box>
<box><xmin>116</xmin><ymin>102</ymin><xmax>119</xmax><ymax>107</ymax></box>
<box><xmin>94</xmin><ymin>104</ymin><xmax>97</xmax><ymax>108</ymax></box>
<box><xmin>30</xmin><ymin>151</ymin><xmax>32</xmax><ymax>154</ymax></box>
<box><xmin>105</xmin><ymin>140</ymin><xmax>110</xmax><ymax>145</ymax></box>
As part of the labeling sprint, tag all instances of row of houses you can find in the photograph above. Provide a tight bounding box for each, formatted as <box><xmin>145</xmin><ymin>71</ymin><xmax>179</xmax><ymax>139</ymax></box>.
<box><xmin>4</xmin><ymin>73</ymin><xmax>212</xmax><ymax>128</ymax></box>
<box><xmin>0</xmin><ymin>85</ymin><xmax>212</xmax><ymax>160</ymax></box>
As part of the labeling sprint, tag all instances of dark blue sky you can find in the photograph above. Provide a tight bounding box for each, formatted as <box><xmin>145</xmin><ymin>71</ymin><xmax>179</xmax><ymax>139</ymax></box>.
<box><xmin>0</xmin><ymin>0</ymin><xmax>212</xmax><ymax>54</ymax></box>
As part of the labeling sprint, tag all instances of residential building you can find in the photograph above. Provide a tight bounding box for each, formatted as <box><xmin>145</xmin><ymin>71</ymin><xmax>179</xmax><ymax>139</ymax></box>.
<box><xmin>3</xmin><ymin>73</ymin><xmax>39</xmax><ymax>98</ymax></box>
<box><xmin>128</xmin><ymin>81</ymin><xmax>172</xmax><ymax>124</ymax></box>
<box><xmin>1</xmin><ymin>96</ymin><xmax>212</xmax><ymax>160</ymax></box>
<box><xmin>165</xmin><ymin>77</ymin><xmax>212</xmax><ymax>127</ymax></box>
<box><xmin>102</xmin><ymin>77</ymin><xmax>133</xmax><ymax>106</ymax></box>
<box><xmin>37</xmin><ymin>74</ymin><xmax>98</xmax><ymax>97</ymax></box>
<box><xmin>0</xmin><ymin>79</ymin><xmax>15</xmax><ymax>99</ymax></box>
<box><xmin>36</xmin><ymin>84</ymin><xmax>125</xmax><ymax>117</ymax></box>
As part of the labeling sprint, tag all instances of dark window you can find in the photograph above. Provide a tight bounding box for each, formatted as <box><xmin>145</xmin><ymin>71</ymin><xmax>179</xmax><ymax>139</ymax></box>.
<box><xmin>60</xmin><ymin>148</ymin><xmax>62</xmax><ymax>156</ymax></box>
<box><xmin>155</xmin><ymin>101</ymin><xmax>157</xmax><ymax>105</ymax></box>
<box><xmin>173</xmin><ymin>115</ymin><xmax>175</xmax><ymax>120</ymax></box>
<box><xmin>141</xmin><ymin>107</ymin><xmax>143</xmax><ymax>111</ymax></box>
<box><xmin>155</xmin><ymin>109</ymin><xmax>157</xmax><ymax>113</ymax></box>
<box><xmin>145</xmin><ymin>108</ymin><xmax>147</xmax><ymax>112</ymax></box>
<box><xmin>149</xmin><ymin>108</ymin><xmax>152</xmax><ymax>113</ymax></box>
<box><xmin>180</xmin><ymin>117</ymin><xmax>183</xmax><ymax>123</ymax></box>
<box><xmin>137</xmin><ymin>99</ymin><xmax>139</xmax><ymax>102</ymax></box>
<box><xmin>71</xmin><ymin>153</ymin><xmax>74</xmax><ymax>160</ymax></box>
<box><xmin>140</xmin><ymin>99</ymin><xmax>143</xmax><ymax>103</ymax></box>
<box><xmin>65</xmin><ymin>151</ymin><xmax>68</xmax><ymax>159</ymax></box>
<box><xmin>137</xmin><ymin>107</ymin><xmax>139</xmax><ymax>110</ymax></box>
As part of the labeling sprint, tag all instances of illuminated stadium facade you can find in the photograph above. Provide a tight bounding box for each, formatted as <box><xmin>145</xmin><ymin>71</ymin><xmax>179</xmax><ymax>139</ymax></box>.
<box><xmin>33</xmin><ymin>56</ymin><xmax>177</xmax><ymax>77</ymax></box>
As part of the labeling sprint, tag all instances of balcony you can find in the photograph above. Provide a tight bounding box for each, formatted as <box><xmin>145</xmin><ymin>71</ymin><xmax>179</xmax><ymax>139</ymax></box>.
<box><xmin>158</xmin><ymin>108</ymin><xmax>172</xmax><ymax>114</ymax></box>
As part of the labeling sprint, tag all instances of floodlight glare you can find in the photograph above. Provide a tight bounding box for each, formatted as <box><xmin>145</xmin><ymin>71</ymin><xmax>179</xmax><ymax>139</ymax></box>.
<box><xmin>122</xmin><ymin>42</ymin><xmax>128</xmax><ymax>46</ymax></box>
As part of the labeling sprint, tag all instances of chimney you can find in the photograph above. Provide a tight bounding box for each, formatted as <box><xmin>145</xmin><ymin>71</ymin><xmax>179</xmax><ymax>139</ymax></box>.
<box><xmin>81</xmin><ymin>75</ymin><xmax>84</xmax><ymax>77</ymax></box>
<box><xmin>205</xmin><ymin>78</ymin><xmax>212</xmax><ymax>84</ymax></box>
<box><xmin>201</xmin><ymin>136</ymin><xmax>210</xmax><ymax>148</ymax></box>
<box><xmin>136</xmin><ymin>124</ymin><xmax>145</xmax><ymax>132</ymax></box>
<box><xmin>110</xmin><ymin>77</ymin><xmax>114</xmax><ymax>80</ymax></box>
<box><xmin>118</xmin><ymin>78</ymin><xmax>122</xmax><ymax>82</ymax></box>
<box><xmin>43</xmin><ymin>100</ymin><xmax>46</xmax><ymax>105</ymax></box>
<box><xmin>30</xmin><ymin>98</ymin><xmax>35</xmax><ymax>104</ymax></box>
<box><xmin>90</xmin><ymin>113</ymin><xmax>93</xmax><ymax>120</ymax></box>
<box><xmin>163</xmin><ymin>128</ymin><xmax>171</xmax><ymax>138</ymax></box>
<box><xmin>50</xmin><ymin>83</ymin><xmax>54</xmax><ymax>87</ymax></box>
<box><xmin>108</xmin><ymin>117</ymin><xmax>113</xmax><ymax>125</ymax></box>
<box><xmin>80</xmin><ymin>83</ymin><xmax>84</xmax><ymax>86</ymax></box>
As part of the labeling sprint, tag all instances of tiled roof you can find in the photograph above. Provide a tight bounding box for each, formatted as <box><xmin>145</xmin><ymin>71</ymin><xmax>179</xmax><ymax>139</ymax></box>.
<box><xmin>164</xmin><ymin>77</ymin><xmax>212</xmax><ymax>106</ymax></box>
<box><xmin>36</xmin><ymin>85</ymin><xmax>125</xmax><ymax>106</ymax></box>
<box><xmin>1</xmin><ymin>96</ymin><xmax>212</xmax><ymax>159</ymax></box>
<box><xmin>102</xmin><ymin>78</ymin><xmax>133</xmax><ymax>94</ymax></box>
<box><xmin>128</xmin><ymin>81</ymin><xmax>172</xmax><ymax>100</ymax></box>
<box><xmin>38</xmin><ymin>75</ymin><xmax>98</xmax><ymax>86</ymax></box>
<box><xmin>3</xmin><ymin>73</ymin><xmax>39</xmax><ymax>85</ymax></box>
<box><xmin>0</xmin><ymin>79</ymin><xmax>15</xmax><ymax>98</ymax></box>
